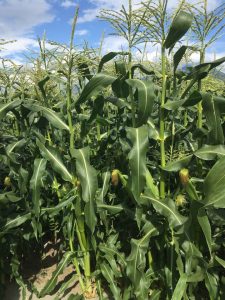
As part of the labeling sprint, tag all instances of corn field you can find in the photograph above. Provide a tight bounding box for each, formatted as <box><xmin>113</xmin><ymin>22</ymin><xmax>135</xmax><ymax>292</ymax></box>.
<box><xmin>1</xmin><ymin>0</ymin><xmax>225</xmax><ymax>299</ymax></box>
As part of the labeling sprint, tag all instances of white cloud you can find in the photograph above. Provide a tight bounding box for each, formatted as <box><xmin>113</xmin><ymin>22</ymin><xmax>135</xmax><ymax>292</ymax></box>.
<box><xmin>76</xmin><ymin>29</ymin><xmax>88</xmax><ymax>36</ymax></box>
<box><xmin>190</xmin><ymin>50</ymin><xmax>225</xmax><ymax>63</ymax></box>
<box><xmin>0</xmin><ymin>38</ymin><xmax>38</xmax><ymax>57</ymax></box>
<box><xmin>101</xmin><ymin>35</ymin><xmax>128</xmax><ymax>53</ymax></box>
<box><xmin>61</xmin><ymin>0</ymin><xmax>77</xmax><ymax>8</ymax></box>
<box><xmin>77</xmin><ymin>0</ymin><xmax>223</xmax><ymax>24</ymax></box>
<box><xmin>77</xmin><ymin>0</ymin><xmax>141</xmax><ymax>24</ymax></box>
<box><xmin>0</xmin><ymin>0</ymin><xmax>54</xmax><ymax>38</ymax></box>
<box><xmin>0</xmin><ymin>0</ymin><xmax>56</xmax><ymax>62</ymax></box>
<box><xmin>77</xmin><ymin>8</ymin><xmax>99</xmax><ymax>24</ymax></box>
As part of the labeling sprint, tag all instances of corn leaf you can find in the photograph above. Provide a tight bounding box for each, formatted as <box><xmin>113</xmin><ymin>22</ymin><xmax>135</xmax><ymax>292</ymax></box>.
<box><xmin>127</xmin><ymin>126</ymin><xmax>149</xmax><ymax>202</ymax></box>
<box><xmin>23</xmin><ymin>103</ymin><xmax>70</xmax><ymax>131</ymax></box>
<box><xmin>162</xmin><ymin>155</ymin><xmax>193</xmax><ymax>172</ymax></box>
<box><xmin>76</xmin><ymin>73</ymin><xmax>116</xmax><ymax>106</ymax></box>
<box><xmin>171</xmin><ymin>274</ymin><xmax>188</xmax><ymax>300</ymax></box>
<box><xmin>126</xmin><ymin>79</ymin><xmax>156</xmax><ymax>126</ymax></box>
<box><xmin>141</xmin><ymin>193</ymin><xmax>187</xmax><ymax>228</ymax></box>
<box><xmin>203</xmin><ymin>156</ymin><xmax>225</xmax><ymax>208</ymax></box>
<box><xmin>30</xmin><ymin>158</ymin><xmax>47</xmax><ymax>218</ymax></box>
<box><xmin>164</xmin><ymin>11</ymin><xmax>193</xmax><ymax>49</ymax></box>
<box><xmin>0</xmin><ymin>212</ymin><xmax>31</xmax><ymax>233</ymax></box>
<box><xmin>197</xmin><ymin>207</ymin><xmax>212</xmax><ymax>254</ymax></box>
<box><xmin>100</xmin><ymin>262</ymin><xmax>121</xmax><ymax>300</ymax></box>
<box><xmin>0</xmin><ymin>192</ymin><xmax>21</xmax><ymax>205</ymax></box>
<box><xmin>126</xmin><ymin>222</ymin><xmax>158</xmax><ymax>293</ymax></box>
<box><xmin>71</xmin><ymin>147</ymin><xmax>98</xmax><ymax>232</ymax></box>
<box><xmin>202</xmin><ymin>94</ymin><xmax>224</xmax><ymax>145</ymax></box>
<box><xmin>205</xmin><ymin>272</ymin><xmax>219</xmax><ymax>300</ymax></box>
<box><xmin>6</xmin><ymin>139</ymin><xmax>26</xmax><ymax>157</ymax></box>
<box><xmin>174</xmin><ymin>46</ymin><xmax>196</xmax><ymax>72</ymax></box>
<box><xmin>36</xmin><ymin>139</ymin><xmax>73</xmax><ymax>182</ymax></box>
<box><xmin>0</xmin><ymin>99</ymin><xmax>22</xmax><ymax>120</ymax></box>
<box><xmin>98</xmin><ymin>51</ymin><xmax>128</xmax><ymax>72</ymax></box>
<box><xmin>194</xmin><ymin>145</ymin><xmax>225</xmax><ymax>160</ymax></box>
<box><xmin>39</xmin><ymin>251</ymin><xmax>73</xmax><ymax>297</ymax></box>
<box><xmin>186</xmin><ymin>57</ymin><xmax>225</xmax><ymax>81</ymax></box>
<box><xmin>71</xmin><ymin>147</ymin><xmax>97</xmax><ymax>203</ymax></box>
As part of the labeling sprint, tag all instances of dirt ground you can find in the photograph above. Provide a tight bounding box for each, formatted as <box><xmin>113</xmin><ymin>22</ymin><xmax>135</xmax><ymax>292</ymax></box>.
<box><xmin>4</xmin><ymin>242</ymin><xmax>99</xmax><ymax>300</ymax></box>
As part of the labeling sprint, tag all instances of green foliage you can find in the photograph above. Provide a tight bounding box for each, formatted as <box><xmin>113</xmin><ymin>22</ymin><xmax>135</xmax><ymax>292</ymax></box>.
<box><xmin>1</xmin><ymin>1</ymin><xmax>225</xmax><ymax>299</ymax></box>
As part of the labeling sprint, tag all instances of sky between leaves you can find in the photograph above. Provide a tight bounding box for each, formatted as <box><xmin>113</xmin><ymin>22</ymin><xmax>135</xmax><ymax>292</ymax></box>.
<box><xmin>0</xmin><ymin>0</ymin><xmax>224</xmax><ymax>65</ymax></box>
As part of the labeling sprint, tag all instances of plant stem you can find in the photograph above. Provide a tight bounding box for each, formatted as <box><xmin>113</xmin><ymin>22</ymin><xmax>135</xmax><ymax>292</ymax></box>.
<box><xmin>128</xmin><ymin>0</ymin><xmax>135</xmax><ymax>127</ymax></box>
<box><xmin>75</xmin><ymin>221</ymin><xmax>91</xmax><ymax>290</ymax></box>
<box><xmin>75</xmin><ymin>195</ymin><xmax>91</xmax><ymax>291</ymax></box>
<box><xmin>197</xmin><ymin>0</ymin><xmax>207</xmax><ymax>129</ymax></box>
<box><xmin>197</xmin><ymin>49</ymin><xmax>205</xmax><ymax>129</ymax></box>
<box><xmin>69</xmin><ymin>237</ymin><xmax>85</xmax><ymax>291</ymax></box>
<box><xmin>67</xmin><ymin>7</ymin><xmax>79</xmax><ymax>151</ymax></box>
<box><xmin>160</xmin><ymin>46</ymin><xmax>167</xmax><ymax>199</ymax></box>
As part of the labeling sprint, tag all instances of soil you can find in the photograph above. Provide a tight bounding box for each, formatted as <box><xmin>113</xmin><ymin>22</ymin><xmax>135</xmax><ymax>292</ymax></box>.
<box><xmin>4</xmin><ymin>241</ymin><xmax>99</xmax><ymax>300</ymax></box>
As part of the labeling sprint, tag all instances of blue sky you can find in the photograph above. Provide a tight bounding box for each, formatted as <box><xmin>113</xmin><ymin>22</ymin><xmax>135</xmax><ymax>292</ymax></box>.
<box><xmin>0</xmin><ymin>0</ymin><xmax>224</xmax><ymax>64</ymax></box>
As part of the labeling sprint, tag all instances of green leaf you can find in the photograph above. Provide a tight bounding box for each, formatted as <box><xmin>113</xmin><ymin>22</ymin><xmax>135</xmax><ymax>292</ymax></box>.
<box><xmin>0</xmin><ymin>213</ymin><xmax>31</xmax><ymax>233</ymax></box>
<box><xmin>163</xmin><ymin>99</ymin><xmax>185</xmax><ymax>110</ymax></box>
<box><xmin>164</xmin><ymin>11</ymin><xmax>193</xmax><ymax>49</ymax></box>
<box><xmin>71</xmin><ymin>147</ymin><xmax>97</xmax><ymax>203</ymax></box>
<box><xmin>215</xmin><ymin>256</ymin><xmax>225</xmax><ymax>268</ymax></box>
<box><xmin>39</xmin><ymin>251</ymin><xmax>73</xmax><ymax>297</ymax></box>
<box><xmin>76</xmin><ymin>73</ymin><xmax>116</xmax><ymax>106</ymax></box>
<box><xmin>213</xmin><ymin>95</ymin><xmax>225</xmax><ymax>113</ymax></box>
<box><xmin>30</xmin><ymin>158</ymin><xmax>47</xmax><ymax>218</ymax></box>
<box><xmin>42</xmin><ymin>196</ymin><xmax>75</xmax><ymax>216</ymax></box>
<box><xmin>147</xmin><ymin>119</ymin><xmax>160</xmax><ymax>140</ymax></box>
<box><xmin>97</xmin><ymin>172</ymin><xmax>111</xmax><ymax>227</ymax></box>
<box><xmin>183</xmin><ymin>90</ymin><xmax>202</xmax><ymax>107</ymax></box>
<box><xmin>163</xmin><ymin>91</ymin><xmax>202</xmax><ymax>111</ymax></box>
<box><xmin>186</xmin><ymin>56</ymin><xmax>225</xmax><ymax>81</ymax></box>
<box><xmin>77</xmin><ymin>62</ymin><xmax>92</xmax><ymax>80</ymax></box>
<box><xmin>126</xmin><ymin>79</ymin><xmax>156</xmax><ymax>126</ymax></box>
<box><xmin>100</xmin><ymin>262</ymin><xmax>121</xmax><ymax>300</ymax></box>
<box><xmin>98</xmin><ymin>52</ymin><xmax>128</xmax><ymax>72</ymax></box>
<box><xmin>97</xmin><ymin>204</ymin><xmax>124</xmax><ymax>215</ymax></box>
<box><xmin>84</xmin><ymin>200</ymin><xmax>97</xmax><ymax>234</ymax></box>
<box><xmin>202</xmin><ymin>93</ymin><xmax>224</xmax><ymax>145</ymax></box>
<box><xmin>98</xmin><ymin>172</ymin><xmax>110</xmax><ymax>203</ymax></box>
<box><xmin>99</xmin><ymin>244</ymin><xmax>127</xmax><ymax>267</ymax></box>
<box><xmin>197</xmin><ymin>207</ymin><xmax>212</xmax><ymax>254</ymax></box>
<box><xmin>36</xmin><ymin>139</ymin><xmax>73</xmax><ymax>182</ymax></box>
<box><xmin>6</xmin><ymin>139</ymin><xmax>26</xmax><ymax>157</ymax></box>
<box><xmin>171</xmin><ymin>274</ymin><xmax>188</xmax><ymax>300</ymax></box>
<box><xmin>71</xmin><ymin>147</ymin><xmax>98</xmax><ymax>232</ymax></box>
<box><xmin>205</xmin><ymin>272</ymin><xmax>219</xmax><ymax>300</ymax></box>
<box><xmin>54</xmin><ymin>274</ymin><xmax>79</xmax><ymax>300</ymax></box>
<box><xmin>0</xmin><ymin>192</ymin><xmax>21</xmax><ymax>205</ymax></box>
<box><xmin>203</xmin><ymin>156</ymin><xmax>225</xmax><ymax>208</ymax></box>
<box><xmin>174</xmin><ymin>46</ymin><xmax>196</xmax><ymax>72</ymax></box>
<box><xmin>23</xmin><ymin>103</ymin><xmax>70</xmax><ymax>131</ymax></box>
<box><xmin>67</xmin><ymin>294</ymin><xmax>84</xmax><ymax>300</ymax></box>
<box><xmin>162</xmin><ymin>155</ymin><xmax>193</xmax><ymax>172</ymax></box>
<box><xmin>195</xmin><ymin>145</ymin><xmax>225</xmax><ymax>160</ymax></box>
<box><xmin>145</xmin><ymin>168</ymin><xmax>159</xmax><ymax>198</ymax></box>
<box><xmin>112</xmin><ymin>61</ymin><xmax>129</xmax><ymax>98</ymax></box>
<box><xmin>127</xmin><ymin>126</ymin><xmax>149</xmax><ymax>202</ymax></box>
<box><xmin>38</xmin><ymin>76</ymin><xmax>50</xmax><ymax>99</ymax></box>
<box><xmin>88</xmin><ymin>95</ymin><xmax>104</xmax><ymax>123</ymax></box>
<box><xmin>126</xmin><ymin>222</ymin><xmax>158</xmax><ymax>292</ymax></box>
<box><xmin>141</xmin><ymin>193</ymin><xmax>187</xmax><ymax>228</ymax></box>
<box><xmin>131</xmin><ymin>63</ymin><xmax>158</xmax><ymax>78</ymax></box>
<box><xmin>0</xmin><ymin>99</ymin><xmax>22</xmax><ymax>120</ymax></box>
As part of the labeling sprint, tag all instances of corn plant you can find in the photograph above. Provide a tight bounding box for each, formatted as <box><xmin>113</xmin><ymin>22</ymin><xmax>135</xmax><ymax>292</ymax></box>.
<box><xmin>1</xmin><ymin>1</ymin><xmax>225</xmax><ymax>299</ymax></box>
